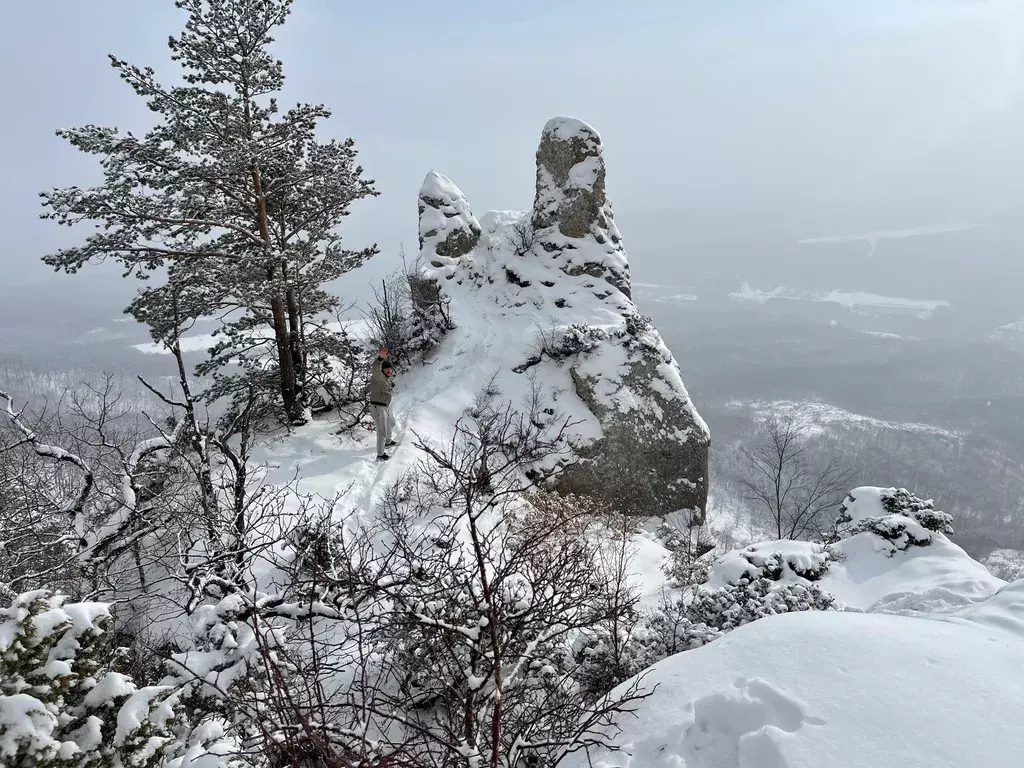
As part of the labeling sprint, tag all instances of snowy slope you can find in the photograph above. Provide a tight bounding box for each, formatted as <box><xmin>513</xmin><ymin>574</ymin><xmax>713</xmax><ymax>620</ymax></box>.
<box><xmin>730</xmin><ymin>399</ymin><xmax>962</xmax><ymax>442</ymax></box>
<box><xmin>571</xmin><ymin>609</ymin><xmax>1024</xmax><ymax>768</ymax></box>
<box><xmin>704</xmin><ymin>533</ymin><xmax>1002</xmax><ymax>614</ymax></box>
<box><xmin>253</xmin><ymin>308</ymin><xmax>542</xmax><ymax>512</ymax></box>
<box><xmin>825</xmin><ymin>529</ymin><xmax>1003</xmax><ymax>612</ymax></box>
<box><xmin>579</xmin><ymin>486</ymin><xmax>1024</xmax><ymax>768</ymax></box>
<box><xmin>938</xmin><ymin>580</ymin><xmax>1024</xmax><ymax>638</ymax></box>
<box><xmin>827</xmin><ymin>486</ymin><xmax>1003</xmax><ymax>612</ymax></box>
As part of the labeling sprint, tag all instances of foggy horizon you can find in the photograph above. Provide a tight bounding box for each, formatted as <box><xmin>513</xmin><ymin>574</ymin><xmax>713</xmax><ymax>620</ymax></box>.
<box><xmin>2</xmin><ymin>0</ymin><xmax>1023</xmax><ymax>299</ymax></box>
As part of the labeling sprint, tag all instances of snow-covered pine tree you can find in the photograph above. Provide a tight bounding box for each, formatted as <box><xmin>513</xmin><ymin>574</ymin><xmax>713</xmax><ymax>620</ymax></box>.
<box><xmin>0</xmin><ymin>590</ymin><xmax>240</xmax><ymax>767</ymax></box>
<box><xmin>0</xmin><ymin>590</ymin><xmax>176</xmax><ymax>766</ymax></box>
<box><xmin>41</xmin><ymin>0</ymin><xmax>378</xmax><ymax>424</ymax></box>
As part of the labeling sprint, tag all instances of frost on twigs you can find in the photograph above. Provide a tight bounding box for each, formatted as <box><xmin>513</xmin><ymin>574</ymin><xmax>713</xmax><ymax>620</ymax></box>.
<box><xmin>363</xmin><ymin>252</ymin><xmax>456</xmax><ymax>374</ymax></box>
<box><xmin>272</xmin><ymin>383</ymin><xmax>656</xmax><ymax>768</ymax></box>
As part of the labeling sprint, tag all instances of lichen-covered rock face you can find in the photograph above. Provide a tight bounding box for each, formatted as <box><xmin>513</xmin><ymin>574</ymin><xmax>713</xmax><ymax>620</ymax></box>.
<box><xmin>532</xmin><ymin>117</ymin><xmax>605</xmax><ymax>237</ymax></box>
<box><xmin>414</xmin><ymin>117</ymin><xmax>710</xmax><ymax>518</ymax></box>
<box><xmin>418</xmin><ymin>171</ymin><xmax>482</xmax><ymax>261</ymax></box>
<box><xmin>556</xmin><ymin>333</ymin><xmax>710</xmax><ymax>518</ymax></box>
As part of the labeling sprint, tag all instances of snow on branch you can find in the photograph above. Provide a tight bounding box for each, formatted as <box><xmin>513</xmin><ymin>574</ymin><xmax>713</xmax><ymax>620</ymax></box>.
<box><xmin>0</xmin><ymin>389</ymin><xmax>94</xmax><ymax>532</ymax></box>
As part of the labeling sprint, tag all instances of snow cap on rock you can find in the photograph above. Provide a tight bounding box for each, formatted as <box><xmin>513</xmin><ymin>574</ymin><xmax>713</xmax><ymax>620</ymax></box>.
<box><xmin>532</xmin><ymin>117</ymin><xmax>605</xmax><ymax>236</ymax></box>
<box><xmin>418</xmin><ymin>171</ymin><xmax>482</xmax><ymax>262</ymax></box>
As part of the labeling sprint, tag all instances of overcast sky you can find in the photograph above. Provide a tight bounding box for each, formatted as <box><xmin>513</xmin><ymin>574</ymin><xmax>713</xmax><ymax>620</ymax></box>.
<box><xmin>1</xmin><ymin>0</ymin><xmax>1022</xmax><ymax>295</ymax></box>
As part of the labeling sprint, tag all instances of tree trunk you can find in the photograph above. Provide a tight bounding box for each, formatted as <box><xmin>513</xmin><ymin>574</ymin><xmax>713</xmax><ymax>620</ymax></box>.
<box><xmin>270</xmin><ymin>284</ymin><xmax>300</xmax><ymax>422</ymax></box>
<box><xmin>252</xmin><ymin>167</ymin><xmax>301</xmax><ymax>423</ymax></box>
<box><xmin>283</xmin><ymin>264</ymin><xmax>305</xmax><ymax>404</ymax></box>
<box><xmin>466</xmin><ymin>490</ymin><xmax>504</xmax><ymax>768</ymax></box>
<box><xmin>170</xmin><ymin>338</ymin><xmax>217</xmax><ymax>532</ymax></box>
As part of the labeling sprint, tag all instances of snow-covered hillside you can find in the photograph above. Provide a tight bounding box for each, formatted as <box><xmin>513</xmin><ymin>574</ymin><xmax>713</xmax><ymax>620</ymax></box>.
<box><xmin>10</xmin><ymin>115</ymin><xmax>1020</xmax><ymax>768</ymax></box>
<box><xmin>992</xmin><ymin>318</ymin><xmax>1024</xmax><ymax>341</ymax></box>
<box><xmin>983</xmin><ymin>548</ymin><xmax>1024</xmax><ymax>582</ymax></box>
<box><xmin>729</xmin><ymin>283</ymin><xmax>950</xmax><ymax>319</ymax></box>
<box><xmin>729</xmin><ymin>399</ymin><xmax>962</xmax><ymax>442</ymax></box>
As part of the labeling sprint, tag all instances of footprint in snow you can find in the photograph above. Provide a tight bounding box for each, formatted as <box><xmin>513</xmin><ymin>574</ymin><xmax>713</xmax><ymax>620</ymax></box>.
<box><xmin>682</xmin><ymin>678</ymin><xmax>824</xmax><ymax>768</ymax></box>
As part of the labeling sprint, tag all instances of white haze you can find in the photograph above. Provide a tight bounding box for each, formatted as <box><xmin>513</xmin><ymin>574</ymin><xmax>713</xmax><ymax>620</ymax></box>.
<box><xmin>0</xmin><ymin>0</ymin><xmax>1022</xmax><ymax>300</ymax></box>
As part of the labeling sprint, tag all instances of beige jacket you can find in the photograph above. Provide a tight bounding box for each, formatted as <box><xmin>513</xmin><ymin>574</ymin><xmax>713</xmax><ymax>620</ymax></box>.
<box><xmin>368</xmin><ymin>359</ymin><xmax>393</xmax><ymax>406</ymax></box>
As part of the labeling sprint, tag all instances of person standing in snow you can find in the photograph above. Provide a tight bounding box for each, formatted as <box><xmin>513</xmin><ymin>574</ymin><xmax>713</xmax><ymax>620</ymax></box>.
<box><xmin>368</xmin><ymin>348</ymin><xmax>397</xmax><ymax>461</ymax></box>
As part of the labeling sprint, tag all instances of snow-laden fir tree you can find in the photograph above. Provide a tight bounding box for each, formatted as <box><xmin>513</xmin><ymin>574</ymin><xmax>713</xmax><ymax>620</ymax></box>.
<box><xmin>41</xmin><ymin>0</ymin><xmax>378</xmax><ymax>423</ymax></box>
<box><xmin>0</xmin><ymin>590</ymin><xmax>239</xmax><ymax>767</ymax></box>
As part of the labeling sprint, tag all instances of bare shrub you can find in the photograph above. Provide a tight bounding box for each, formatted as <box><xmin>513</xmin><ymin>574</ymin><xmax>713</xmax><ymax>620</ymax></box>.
<box><xmin>505</xmin><ymin>219</ymin><xmax>536</xmax><ymax>257</ymax></box>
<box><xmin>737</xmin><ymin>412</ymin><xmax>859</xmax><ymax>541</ymax></box>
<box><xmin>364</xmin><ymin>251</ymin><xmax>455</xmax><ymax>370</ymax></box>
<box><xmin>258</xmin><ymin>384</ymin><xmax>651</xmax><ymax>768</ymax></box>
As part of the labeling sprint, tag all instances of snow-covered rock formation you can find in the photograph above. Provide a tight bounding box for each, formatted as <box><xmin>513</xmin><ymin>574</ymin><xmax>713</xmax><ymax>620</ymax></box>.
<box><xmin>415</xmin><ymin>117</ymin><xmax>710</xmax><ymax>517</ymax></box>
<box><xmin>418</xmin><ymin>171</ymin><xmax>482</xmax><ymax>259</ymax></box>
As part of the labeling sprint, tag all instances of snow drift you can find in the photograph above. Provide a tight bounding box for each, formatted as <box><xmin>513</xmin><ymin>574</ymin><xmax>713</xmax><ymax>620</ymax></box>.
<box><xmin>572</xmin><ymin>487</ymin><xmax>1024</xmax><ymax>768</ymax></box>
<box><xmin>572</xmin><ymin>610</ymin><xmax>1024</xmax><ymax>768</ymax></box>
<box><xmin>414</xmin><ymin>116</ymin><xmax>710</xmax><ymax>517</ymax></box>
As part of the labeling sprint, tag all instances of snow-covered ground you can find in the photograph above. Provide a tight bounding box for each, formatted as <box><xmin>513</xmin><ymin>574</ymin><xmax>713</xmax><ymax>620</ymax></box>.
<box><xmin>632</xmin><ymin>283</ymin><xmax>699</xmax><ymax>305</ymax></box>
<box><xmin>861</xmin><ymin>329</ymin><xmax>917</xmax><ymax>340</ymax></box>
<box><xmin>570</xmin><ymin>486</ymin><xmax>1024</xmax><ymax>768</ymax></box>
<box><xmin>706</xmin><ymin>531</ymin><xmax>1001</xmax><ymax>616</ymax></box>
<box><xmin>797</xmin><ymin>222</ymin><xmax>982</xmax><ymax>257</ymax></box>
<box><xmin>630</xmin><ymin>281</ymin><xmax>947</xmax><ymax>318</ymax></box>
<box><xmin>133</xmin><ymin>319</ymin><xmax>374</xmax><ymax>355</ymax></box>
<box><xmin>135</xmin><ymin>332</ymin><xmax>227</xmax><ymax>355</ymax></box>
<box><xmin>729</xmin><ymin>283</ymin><xmax>950</xmax><ymax>319</ymax></box>
<box><xmin>572</xmin><ymin>609</ymin><xmax>1024</xmax><ymax>768</ymax></box>
<box><xmin>827</xmin><ymin>528</ymin><xmax>1001</xmax><ymax>613</ymax></box>
<box><xmin>729</xmin><ymin>399</ymin><xmax>962</xmax><ymax>442</ymax></box>
<box><xmin>251</xmin><ymin>302</ymin><xmax>555</xmax><ymax>513</ymax></box>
